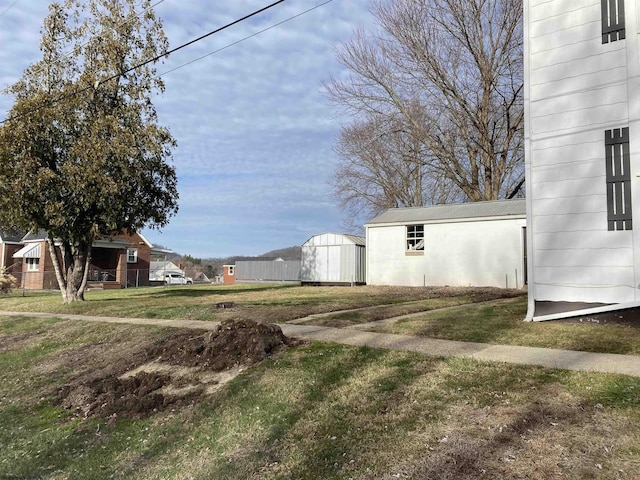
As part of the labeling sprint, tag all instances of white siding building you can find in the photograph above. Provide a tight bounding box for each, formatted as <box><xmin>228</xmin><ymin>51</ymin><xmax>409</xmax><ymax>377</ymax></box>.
<box><xmin>301</xmin><ymin>233</ymin><xmax>366</xmax><ymax>285</ymax></box>
<box><xmin>365</xmin><ymin>200</ymin><xmax>527</xmax><ymax>289</ymax></box>
<box><xmin>525</xmin><ymin>0</ymin><xmax>640</xmax><ymax>319</ymax></box>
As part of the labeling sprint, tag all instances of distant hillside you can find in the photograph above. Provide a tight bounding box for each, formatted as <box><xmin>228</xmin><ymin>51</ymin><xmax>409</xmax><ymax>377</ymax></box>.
<box><xmin>175</xmin><ymin>246</ymin><xmax>302</xmax><ymax>277</ymax></box>
<box><xmin>260</xmin><ymin>246</ymin><xmax>301</xmax><ymax>260</ymax></box>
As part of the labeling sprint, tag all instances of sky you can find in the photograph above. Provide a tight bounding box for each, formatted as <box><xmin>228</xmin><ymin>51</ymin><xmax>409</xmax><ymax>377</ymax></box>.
<box><xmin>0</xmin><ymin>0</ymin><xmax>375</xmax><ymax>258</ymax></box>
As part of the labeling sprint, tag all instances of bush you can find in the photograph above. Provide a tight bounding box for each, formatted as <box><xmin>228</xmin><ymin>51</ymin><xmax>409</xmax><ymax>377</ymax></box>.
<box><xmin>0</xmin><ymin>268</ymin><xmax>17</xmax><ymax>294</ymax></box>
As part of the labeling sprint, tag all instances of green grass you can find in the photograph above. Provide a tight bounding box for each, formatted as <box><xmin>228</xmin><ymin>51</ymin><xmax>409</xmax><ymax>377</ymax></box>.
<box><xmin>1</xmin><ymin>318</ymin><xmax>639</xmax><ymax>479</ymax></box>
<box><xmin>3</xmin><ymin>285</ymin><xmax>640</xmax><ymax>355</ymax></box>
<box><xmin>370</xmin><ymin>296</ymin><xmax>640</xmax><ymax>354</ymax></box>
<box><xmin>0</xmin><ymin>283</ymin><xmax>521</xmax><ymax>323</ymax></box>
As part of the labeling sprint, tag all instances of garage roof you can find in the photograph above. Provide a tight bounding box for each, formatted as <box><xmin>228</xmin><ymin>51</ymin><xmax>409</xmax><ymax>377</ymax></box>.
<box><xmin>366</xmin><ymin>199</ymin><xmax>526</xmax><ymax>226</ymax></box>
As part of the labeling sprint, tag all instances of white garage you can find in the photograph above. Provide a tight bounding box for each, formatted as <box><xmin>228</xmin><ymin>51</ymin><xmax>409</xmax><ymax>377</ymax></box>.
<box><xmin>365</xmin><ymin>200</ymin><xmax>527</xmax><ymax>289</ymax></box>
<box><xmin>301</xmin><ymin>233</ymin><xmax>366</xmax><ymax>285</ymax></box>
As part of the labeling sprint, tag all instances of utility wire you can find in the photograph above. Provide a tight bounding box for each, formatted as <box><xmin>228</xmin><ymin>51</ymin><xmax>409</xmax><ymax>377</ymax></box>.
<box><xmin>159</xmin><ymin>0</ymin><xmax>333</xmax><ymax>78</ymax></box>
<box><xmin>0</xmin><ymin>0</ymin><xmax>19</xmax><ymax>18</ymax></box>
<box><xmin>1</xmin><ymin>0</ymin><xmax>286</xmax><ymax>125</ymax></box>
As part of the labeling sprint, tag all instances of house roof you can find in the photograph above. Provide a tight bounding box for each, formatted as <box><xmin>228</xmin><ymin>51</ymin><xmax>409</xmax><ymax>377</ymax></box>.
<box><xmin>21</xmin><ymin>229</ymin><xmax>48</xmax><ymax>242</ymax></box>
<box><xmin>365</xmin><ymin>199</ymin><xmax>526</xmax><ymax>226</ymax></box>
<box><xmin>0</xmin><ymin>226</ymin><xmax>25</xmax><ymax>243</ymax></box>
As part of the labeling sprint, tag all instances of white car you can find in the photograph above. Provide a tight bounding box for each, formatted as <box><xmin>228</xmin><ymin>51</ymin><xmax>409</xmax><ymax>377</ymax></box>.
<box><xmin>164</xmin><ymin>273</ymin><xmax>193</xmax><ymax>285</ymax></box>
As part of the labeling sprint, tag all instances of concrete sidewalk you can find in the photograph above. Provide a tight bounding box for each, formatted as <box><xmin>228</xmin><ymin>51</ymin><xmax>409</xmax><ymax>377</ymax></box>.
<box><xmin>1</xmin><ymin>310</ymin><xmax>639</xmax><ymax>378</ymax></box>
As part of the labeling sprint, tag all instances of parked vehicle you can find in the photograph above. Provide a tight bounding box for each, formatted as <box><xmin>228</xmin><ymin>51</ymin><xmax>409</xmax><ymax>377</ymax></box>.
<box><xmin>164</xmin><ymin>273</ymin><xmax>193</xmax><ymax>285</ymax></box>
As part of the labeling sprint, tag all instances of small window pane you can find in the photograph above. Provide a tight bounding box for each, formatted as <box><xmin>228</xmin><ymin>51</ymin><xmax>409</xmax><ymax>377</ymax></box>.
<box><xmin>406</xmin><ymin>225</ymin><xmax>425</xmax><ymax>251</ymax></box>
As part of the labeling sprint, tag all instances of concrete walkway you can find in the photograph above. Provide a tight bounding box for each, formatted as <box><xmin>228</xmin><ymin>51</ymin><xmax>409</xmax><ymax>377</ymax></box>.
<box><xmin>1</xmin><ymin>310</ymin><xmax>639</xmax><ymax>378</ymax></box>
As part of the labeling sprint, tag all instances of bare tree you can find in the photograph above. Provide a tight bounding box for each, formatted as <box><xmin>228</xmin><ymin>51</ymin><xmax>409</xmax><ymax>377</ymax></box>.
<box><xmin>327</xmin><ymin>0</ymin><xmax>524</xmax><ymax>223</ymax></box>
<box><xmin>333</xmin><ymin>112</ymin><xmax>460</xmax><ymax>230</ymax></box>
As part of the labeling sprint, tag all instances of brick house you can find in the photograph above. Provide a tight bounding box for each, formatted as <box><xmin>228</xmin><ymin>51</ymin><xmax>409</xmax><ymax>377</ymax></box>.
<box><xmin>0</xmin><ymin>227</ymin><xmax>24</xmax><ymax>276</ymax></box>
<box><xmin>11</xmin><ymin>229</ymin><xmax>161</xmax><ymax>289</ymax></box>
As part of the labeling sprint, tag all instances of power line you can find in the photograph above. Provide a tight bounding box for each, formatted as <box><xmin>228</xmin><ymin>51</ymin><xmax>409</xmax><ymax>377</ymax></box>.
<box><xmin>1</xmin><ymin>0</ymin><xmax>286</xmax><ymax>125</ymax></box>
<box><xmin>162</xmin><ymin>0</ymin><xmax>286</xmax><ymax>59</ymax></box>
<box><xmin>0</xmin><ymin>0</ymin><xmax>19</xmax><ymax>18</ymax></box>
<box><xmin>158</xmin><ymin>0</ymin><xmax>333</xmax><ymax>78</ymax></box>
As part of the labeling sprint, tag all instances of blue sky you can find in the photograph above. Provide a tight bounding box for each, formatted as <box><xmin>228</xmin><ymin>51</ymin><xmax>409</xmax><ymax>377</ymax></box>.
<box><xmin>0</xmin><ymin>1</ymin><xmax>375</xmax><ymax>257</ymax></box>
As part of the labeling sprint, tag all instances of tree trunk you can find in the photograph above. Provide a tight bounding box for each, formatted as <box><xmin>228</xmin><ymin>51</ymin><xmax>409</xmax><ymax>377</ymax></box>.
<box><xmin>65</xmin><ymin>248</ymin><xmax>87</xmax><ymax>302</ymax></box>
<box><xmin>47</xmin><ymin>238</ymin><xmax>69</xmax><ymax>302</ymax></box>
<box><xmin>48</xmin><ymin>236</ymin><xmax>91</xmax><ymax>303</ymax></box>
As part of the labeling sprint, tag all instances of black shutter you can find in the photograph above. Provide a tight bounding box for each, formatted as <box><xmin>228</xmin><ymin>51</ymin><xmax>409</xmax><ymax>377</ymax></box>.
<box><xmin>605</xmin><ymin>127</ymin><xmax>632</xmax><ymax>230</ymax></box>
<box><xmin>602</xmin><ymin>0</ymin><xmax>626</xmax><ymax>43</ymax></box>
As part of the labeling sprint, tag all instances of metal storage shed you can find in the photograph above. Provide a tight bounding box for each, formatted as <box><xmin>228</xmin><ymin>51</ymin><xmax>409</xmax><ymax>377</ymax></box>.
<box><xmin>301</xmin><ymin>233</ymin><xmax>366</xmax><ymax>285</ymax></box>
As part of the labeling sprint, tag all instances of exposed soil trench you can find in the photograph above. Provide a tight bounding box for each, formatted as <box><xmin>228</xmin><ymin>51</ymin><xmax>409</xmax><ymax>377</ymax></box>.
<box><xmin>55</xmin><ymin>320</ymin><xmax>299</xmax><ymax>421</ymax></box>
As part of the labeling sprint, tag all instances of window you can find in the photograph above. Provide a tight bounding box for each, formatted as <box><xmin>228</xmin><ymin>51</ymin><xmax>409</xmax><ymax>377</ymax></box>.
<box><xmin>406</xmin><ymin>225</ymin><xmax>425</xmax><ymax>251</ymax></box>
<box><xmin>602</xmin><ymin>0</ymin><xmax>625</xmax><ymax>43</ymax></box>
<box><xmin>605</xmin><ymin>127</ymin><xmax>632</xmax><ymax>230</ymax></box>
<box><xmin>26</xmin><ymin>258</ymin><xmax>39</xmax><ymax>271</ymax></box>
<box><xmin>127</xmin><ymin>248</ymin><xmax>138</xmax><ymax>263</ymax></box>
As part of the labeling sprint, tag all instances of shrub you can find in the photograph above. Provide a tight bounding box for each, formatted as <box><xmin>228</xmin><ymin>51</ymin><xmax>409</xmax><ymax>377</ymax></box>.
<box><xmin>0</xmin><ymin>268</ymin><xmax>17</xmax><ymax>294</ymax></box>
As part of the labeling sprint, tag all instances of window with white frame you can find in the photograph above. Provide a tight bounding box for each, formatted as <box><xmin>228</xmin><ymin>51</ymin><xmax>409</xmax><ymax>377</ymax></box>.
<box><xmin>26</xmin><ymin>257</ymin><xmax>39</xmax><ymax>271</ymax></box>
<box><xmin>127</xmin><ymin>248</ymin><xmax>138</xmax><ymax>263</ymax></box>
<box><xmin>406</xmin><ymin>225</ymin><xmax>425</xmax><ymax>251</ymax></box>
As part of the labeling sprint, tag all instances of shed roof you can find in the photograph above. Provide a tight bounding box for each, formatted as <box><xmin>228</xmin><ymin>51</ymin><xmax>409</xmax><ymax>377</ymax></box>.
<box><xmin>303</xmin><ymin>232</ymin><xmax>366</xmax><ymax>247</ymax></box>
<box><xmin>365</xmin><ymin>199</ymin><xmax>526</xmax><ymax>226</ymax></box>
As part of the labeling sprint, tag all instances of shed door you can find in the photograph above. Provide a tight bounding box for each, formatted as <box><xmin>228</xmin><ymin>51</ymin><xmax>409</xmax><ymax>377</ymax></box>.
<box><xmin>327</xmin><ymin>246</ymin><xmax>341</xmax><ymax>281</ymax></box>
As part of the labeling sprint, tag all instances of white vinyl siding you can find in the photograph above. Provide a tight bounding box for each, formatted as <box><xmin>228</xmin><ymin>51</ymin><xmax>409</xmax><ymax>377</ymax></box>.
<box><xmin>525</xmin><ymin>0</ymin><xmax>640</xmax><ymax>306</ymax></box>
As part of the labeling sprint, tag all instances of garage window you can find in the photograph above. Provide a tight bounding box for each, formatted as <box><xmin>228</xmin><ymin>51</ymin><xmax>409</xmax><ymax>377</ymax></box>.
<box><xmin>406</xmin><ymin>225</ymin><xmax>425</xmax><ymax>252</ymax></box>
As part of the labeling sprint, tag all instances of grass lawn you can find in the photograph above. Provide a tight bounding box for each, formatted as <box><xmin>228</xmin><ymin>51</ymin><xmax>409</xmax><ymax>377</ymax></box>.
<box><xmin>367</xmin><ymin>296</ymin><xmax>640</xmax><ymax>355</ymax></box>
<box><xmin>1</xmin><ymin>316</ymin><xmax>639</xmax><ymax>479</ymax></box>
<box><xmin>0</xmin><ymin>283</ymin><xmax>520</xmax><ymax>323</ymax></box>
<box><xmin>3</xmin><ymin>284</ymin><xmax>640</xmax><ymax>355</ymax></box>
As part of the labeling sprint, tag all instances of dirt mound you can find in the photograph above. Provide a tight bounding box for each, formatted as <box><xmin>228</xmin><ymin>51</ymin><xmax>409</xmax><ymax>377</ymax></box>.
<box><xmin>56</xmin><ymin>320</ymin><xmax>297</xmax><ymax>421</ymax></box>
<box><xmin>59</xmin><ymin>372</ymin><xmax>197</xmax><ymax>420</ymax></box>
<box><xmin>150</xmin><ymin>320</ymin><xmax>297</xmax><ymax>370</ymax></box>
